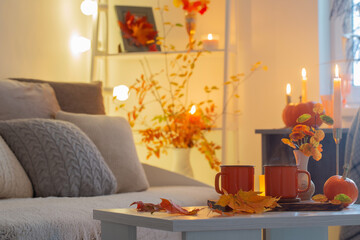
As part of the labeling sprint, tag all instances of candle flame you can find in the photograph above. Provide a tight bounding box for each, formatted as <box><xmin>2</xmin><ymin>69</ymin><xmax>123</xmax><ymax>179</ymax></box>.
<box><xmin>190</xmin><ymin>105</ymin><xmax>196</xmax><ymax>115</ymax></box>
<box><xmin>286</xmin><ymin>83</ymin><xmax>291</xmax><ymax>95</ymax></box>
<box><xmin>207</xmin><ymin>33</ymin><xmax>213</xmax><ymax>40</ymax></box>
<box><xmin>302</xmin><ymin>68</ymin><xmax>307</xmax><ymax>79</ymax></box>
<box><xmin>335</xmin><ymin>64</ymin><xmax>340</xmax><ymax>79</ymax></box>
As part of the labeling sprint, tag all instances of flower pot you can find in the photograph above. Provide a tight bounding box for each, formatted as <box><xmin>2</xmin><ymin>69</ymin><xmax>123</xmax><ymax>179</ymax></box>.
<box><xmin>293</xmin><ymin>150</ymin><xmax>315</xmax><ymax>200</ymax></box>
<box><xmin>172</xmin><ymin>148</ymin><xmax>193</xmax><ymax>177</ymax></box>
<box><xmin>184</xmin><ymin>11</ymin><xmax>197</xmax><ymax>50</ymax></box>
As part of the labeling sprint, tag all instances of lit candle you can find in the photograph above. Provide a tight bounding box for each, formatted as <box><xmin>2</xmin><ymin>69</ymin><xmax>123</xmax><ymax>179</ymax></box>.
<box><xmin>286</xmin><ymin>83</ymin><xmax>291</xmax><ymax>104</ymax></box>
<box><xmin>189</xmin><ymin>105</ymin><xmax>196</xmax><ymax>115</ymax></box>
<box><xmin>189</xmin><ymin>105</ymin><xmax>200</xmax><ymax>124</ymax></box>
<box><xmin>301</xmin><ymin>68</ymin><xmax>307</xmax><ymax>103</ymax></box>
<box><xmin>259</xmin><ymin>175</ymin><xmax>265</xmax><ymax>196</ymax></box>
<box><xmin>202</xmin><ymin>33</ymin><xmax>219</xmax><ymax>50</ymax></box>
<box><xmin>333</xmin><ymin>65</ymin><xmax>342</xmax><ymax>129</ymax></box>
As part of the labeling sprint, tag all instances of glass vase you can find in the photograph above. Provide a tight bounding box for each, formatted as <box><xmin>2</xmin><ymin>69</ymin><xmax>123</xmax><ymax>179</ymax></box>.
<box><xmin>184</xmin><ymin>11</ymin><xmax>197</xmax><ymax>50</ymax></box>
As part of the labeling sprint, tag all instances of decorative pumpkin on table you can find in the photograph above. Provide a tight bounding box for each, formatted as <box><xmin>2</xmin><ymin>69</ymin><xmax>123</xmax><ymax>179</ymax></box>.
<box><xmin>282</xmin><ymin>101</ymin><xmax>324</xmax><ymax>128</ymax></box>
<box><xmin>323</xmin><ymin>175</ymin><xmax>358</xmax><ymax>206</ymax></box>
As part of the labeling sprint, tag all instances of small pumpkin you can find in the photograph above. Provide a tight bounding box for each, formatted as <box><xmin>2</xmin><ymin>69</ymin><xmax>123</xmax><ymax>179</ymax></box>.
<box><xmin>323</xmin><ymin>175</ymin><xmax>359</xmax><ymax>206</ymax></box>
<box><xmin>282</xmin><ymin>101</ymin><xmax>323</xmax><ymax>128</ymax></box>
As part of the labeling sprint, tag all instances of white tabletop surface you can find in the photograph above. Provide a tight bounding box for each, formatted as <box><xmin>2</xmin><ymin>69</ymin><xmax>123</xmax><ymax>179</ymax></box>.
<box><xmin>94</xmin><ymin>204</ymin><xmax>360</xmax><ymax>232</ymax></box>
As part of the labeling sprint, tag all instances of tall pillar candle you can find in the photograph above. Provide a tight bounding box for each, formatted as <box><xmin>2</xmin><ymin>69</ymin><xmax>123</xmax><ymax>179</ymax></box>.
<box><xmin>286</xmin><ymin>83</ymin><xmax>291</xmax><ymax>104</ymax></box>
<box><xmin>333</xmin><ymin>65</ymin><xmax>342</xmax><ymax>129</ymax></box>
<box><xmin>301</xmin><ymin>68</ymin><xmax>307</xmax><ymax>103</ymax></box>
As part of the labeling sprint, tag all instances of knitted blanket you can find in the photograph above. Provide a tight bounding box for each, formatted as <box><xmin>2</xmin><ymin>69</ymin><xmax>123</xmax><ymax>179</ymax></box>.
<box><xmin>340</xmin><ymin>108</ymin><xmax>360</xmax><ymax>240</ymax></box>
<box><xmin>0</xmin><ymin>186</ymin><xmax>217</xmax><ymax>240</ymax></box>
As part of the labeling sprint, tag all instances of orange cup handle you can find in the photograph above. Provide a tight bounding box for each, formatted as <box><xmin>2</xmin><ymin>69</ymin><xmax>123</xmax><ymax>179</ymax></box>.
<box><xmin>297</xmin><ymin>169</ymin><xmax>311</xmax><ymax>193</ymax></box>
<box><xmin>215</xmin><ymin>173</ymin><xmax>224</xmax><ymax>194</ymax></box>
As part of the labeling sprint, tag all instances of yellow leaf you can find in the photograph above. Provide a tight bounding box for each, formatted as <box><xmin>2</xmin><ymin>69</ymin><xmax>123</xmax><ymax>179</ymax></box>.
<box><xmin>312</xmin><ymin>194</ymin><xmax>328</xmax><ymax>202</ymax></box>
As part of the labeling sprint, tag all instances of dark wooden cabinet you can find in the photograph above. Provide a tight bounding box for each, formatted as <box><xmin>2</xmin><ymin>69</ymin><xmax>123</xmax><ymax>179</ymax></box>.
<box><xmin>255</xmin><ymin>128</ymin><xmax>348</xmax><ymax>195</ymax></box>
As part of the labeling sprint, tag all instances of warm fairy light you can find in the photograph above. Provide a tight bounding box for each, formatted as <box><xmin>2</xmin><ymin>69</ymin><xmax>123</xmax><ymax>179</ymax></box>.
<box><xmin>80</xmin><ymin>0</ymin><xmax>98</xmax><ymax>16</ymax></box>
<box><xmin>302</xmin><ymin>68</ymin><xmax>307</xmax><ymax>80</ymax></box>
<box><xmin>286</xmin><ymin>83</ymin><xmax>291</xmax><ymax>95</ymax></box>
<box><xmin>335</xmin><ymin>64</ymin><xmax>340</xmax><ymax>79</ymax></box>
<box><xmin>207</xmin><ymin>33</ymin><xmax>213</xmax><ymax>40</ymax></box>
<box><xmin>70</xmin><ymin>35</ymin><xmax>91</xmax><ymax>55</ymax></box>
<box><xmin>189</xmin><ymin>105</ymin><xmax>196</xmax><ymax>114</ymax></box>
<box><xmin>113</xmin><ymin>85</ymin><xmax>129</xmax><ymax>101</ymax></box>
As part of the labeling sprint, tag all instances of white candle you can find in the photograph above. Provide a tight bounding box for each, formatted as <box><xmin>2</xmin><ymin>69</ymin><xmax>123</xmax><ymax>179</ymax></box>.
<box><xmin>202</xmin><ymin>33</ymin><xmax>219</xmax><ymax>50</ymax></box>
<box><xmin>333</xmin><ymin>64</ymin><xmax>342</xmax><ymax>129</ymax></box>
<box><xmin>286</xmin><ymin>83</ymin><xmax>291</xmax><ymax>104</ymax></box>
<box><xmin>301</xmin><ymin>68</ymin><xmax>307</xmax><ymax>103</ymax></box>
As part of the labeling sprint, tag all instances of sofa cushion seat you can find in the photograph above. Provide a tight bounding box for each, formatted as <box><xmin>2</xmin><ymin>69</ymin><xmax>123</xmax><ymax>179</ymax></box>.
<box><xmin>0</xmin><ymin>186</ymin><xmax>218</xmax><ymax>240</ymax></box>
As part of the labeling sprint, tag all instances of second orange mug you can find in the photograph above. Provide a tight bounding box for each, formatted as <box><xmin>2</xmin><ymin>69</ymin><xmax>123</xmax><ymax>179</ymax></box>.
<box><xmin>215</xmin><ymin>165</ymin><xmax>254</xmax><ymax>194</ymax></box>
<box><xmin>264</xmin><ymin>165</ymin><xmax>311</xmax><ymax>199</ymax></box>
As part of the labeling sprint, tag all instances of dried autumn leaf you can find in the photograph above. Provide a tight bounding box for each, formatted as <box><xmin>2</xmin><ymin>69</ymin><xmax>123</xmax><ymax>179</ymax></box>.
<box><xmin>330</xmin><ymin>199</ymin><xmax>342</xmax><ymax>205</ymax></box>
<box><xmin>130</xmin><ymin>201</ymin><xmax>162</xmax><ymax>213</ymax></box>
<box><xmin>312</xmin><ymin>194</ymin><xmax>328</xmax><ymax>202</ymax></box>
<box><xmin>216</xmin><ymin>192</ymin><xmax>233</xmax><ymax>207</ymax></box>
<box><xmin>214</xmin><ymin>190</ymin><xmax>279</xmax><ymax>215</ymax></box>
<box><xmin>160</xmin><ymin>198</ymin><xmax>202</xmax><ymax>215</ymax></box>
<box><xmin>334</xmin><ymin>193</ymin><xmax>352</xmax><ymax>205</ymax></box>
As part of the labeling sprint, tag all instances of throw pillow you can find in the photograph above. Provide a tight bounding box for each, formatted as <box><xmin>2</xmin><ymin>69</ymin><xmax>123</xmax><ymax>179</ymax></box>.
<box><xmin>0</xmin><ymin>119</ymin><xmax>117</xmax><ymax>197</ymax></box>
<box><xmin>0</xmin><ymin>136</ymin><xmax>33</xmax><ymax>198</ymax></box>
<box><xmin>0</xmin><ymin>79</ymin><xmax>60</xmax><ymax>120</ymax></box>
<box><xmin>10</xmin><ymin>78</ymin><xmax>106</xmax><ymax>115</ymax></box>
<box><xmin>56</xmin><ymin>111</ymin><xmax>149</xmax><ymax>193</ymax></box>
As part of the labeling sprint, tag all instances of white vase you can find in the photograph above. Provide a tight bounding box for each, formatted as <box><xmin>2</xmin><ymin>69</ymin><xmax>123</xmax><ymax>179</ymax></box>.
<box><xmin>172</xmin><ymin>148</ymin><xmax>193</xmax><ymax>177</ymax></box>
<box><xmin>293</xmin><ymin>150</ymin><xmax>315</xmax><ymax>200</ymax></box>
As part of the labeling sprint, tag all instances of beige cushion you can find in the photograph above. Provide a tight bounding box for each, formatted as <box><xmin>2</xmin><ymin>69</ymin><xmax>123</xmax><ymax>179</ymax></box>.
<box><xmin>0</xmin><ymin>79</ymin><xmax>60</xmax><ymax>120</ymax></box>
<box><xmin>56</xmin><ymin>111</ymin><xmax>149</xmax><ymax>193</ymax></box>
<box><xmin>10</xmin><ymin>78</ymin><xmax>106</xmax><ymax>115</ymax></box>
<box><xmin>0</xmin><ymin>136</ymin><xmax>33</xmax><ymax>198</ymax></box>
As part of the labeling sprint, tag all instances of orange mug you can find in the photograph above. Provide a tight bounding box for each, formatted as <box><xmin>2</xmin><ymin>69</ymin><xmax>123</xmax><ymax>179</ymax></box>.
<box><xmin>215</xmin><ymin>165</ymin><xmax>254</xmax><ymax>194</ymax></box>
<box><xmin>264</xmin><ymin>165</ymin><xmax>311</xmax><ymax>199</ymax></box>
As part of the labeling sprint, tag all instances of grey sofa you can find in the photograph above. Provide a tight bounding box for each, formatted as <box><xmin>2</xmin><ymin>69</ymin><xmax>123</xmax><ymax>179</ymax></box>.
<box><xmin>0</xmin><ymin>79</ymin><xmax>218</xmax><ymax>240</ymax></box>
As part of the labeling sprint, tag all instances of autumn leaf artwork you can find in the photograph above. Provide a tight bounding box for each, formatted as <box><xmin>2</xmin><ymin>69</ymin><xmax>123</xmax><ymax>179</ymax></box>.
<box><xmin>119</xmin><ymin>11</ymin><xmax>158</xmax><ymax>51</ymax></box>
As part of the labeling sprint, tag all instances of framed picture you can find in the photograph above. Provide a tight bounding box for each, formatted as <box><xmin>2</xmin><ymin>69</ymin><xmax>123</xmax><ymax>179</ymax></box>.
<box><xmin>115</xmin><ymin>6</ymin><xmax>161</xmax><ymax>52</ymax></box>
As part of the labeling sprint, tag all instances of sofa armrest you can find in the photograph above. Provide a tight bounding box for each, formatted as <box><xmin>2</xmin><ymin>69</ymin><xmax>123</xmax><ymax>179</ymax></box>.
<box><xmin>141</xmin><ymin>163</ymin><xmax>210</xmax><ymax>187</ymax></box>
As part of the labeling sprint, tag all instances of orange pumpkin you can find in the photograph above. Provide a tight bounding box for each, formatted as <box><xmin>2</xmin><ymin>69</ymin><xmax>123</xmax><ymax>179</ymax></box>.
<box><xmin>323</xmin><ymin>175</ymin><xmax>359</xmax><ymax>206</ymax></box>
<box><xmin>282</xmin><ymin>101</ymin><xmax>323</xmax><ymax>128</ymax></box>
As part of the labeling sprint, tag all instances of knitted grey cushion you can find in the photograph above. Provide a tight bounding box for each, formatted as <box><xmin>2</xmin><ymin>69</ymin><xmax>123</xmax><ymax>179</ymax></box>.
<box><xmin>0</xmin><ymin>119</ymin><xmax>117</xmax><ymax>197</ymax></box>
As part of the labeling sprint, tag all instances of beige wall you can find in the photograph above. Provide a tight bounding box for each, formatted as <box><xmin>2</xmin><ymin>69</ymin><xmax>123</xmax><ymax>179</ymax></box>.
<box><xmin>0</xmin><ymin>0</ymin><xmax>92</xmax><ymax>82</ymax></box>
<box><xmin>237</xmin><ymin>0</ymin><xmax>320</xmax><ymax>187</ymax></box>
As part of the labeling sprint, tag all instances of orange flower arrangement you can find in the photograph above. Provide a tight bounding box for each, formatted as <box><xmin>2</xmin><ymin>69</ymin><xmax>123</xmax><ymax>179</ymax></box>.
<box><xmin>116</xmin><ymin>4</ymin><xmax>266</xmax><ymax>171</ymax></box>
<box><xmin>281</xmin><ymin>103</ymin><xmax>333</xmax><ymax>161</ymax></box>
<box><xmin>117</xmin><ymin>55</ymin><xmax>265</xmax><ymax>171</ymax></box>
<box><xmin>173</xmin><ymin>0</ymin><xmax>209</xmax><ymax>14</ymax></box>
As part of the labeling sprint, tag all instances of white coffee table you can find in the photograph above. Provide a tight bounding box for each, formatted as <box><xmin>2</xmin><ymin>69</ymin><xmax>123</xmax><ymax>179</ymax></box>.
<box><xmin>94</xmin><ymin>204</ymin><xmax>360</xmax><ymax>240</ymax></box>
